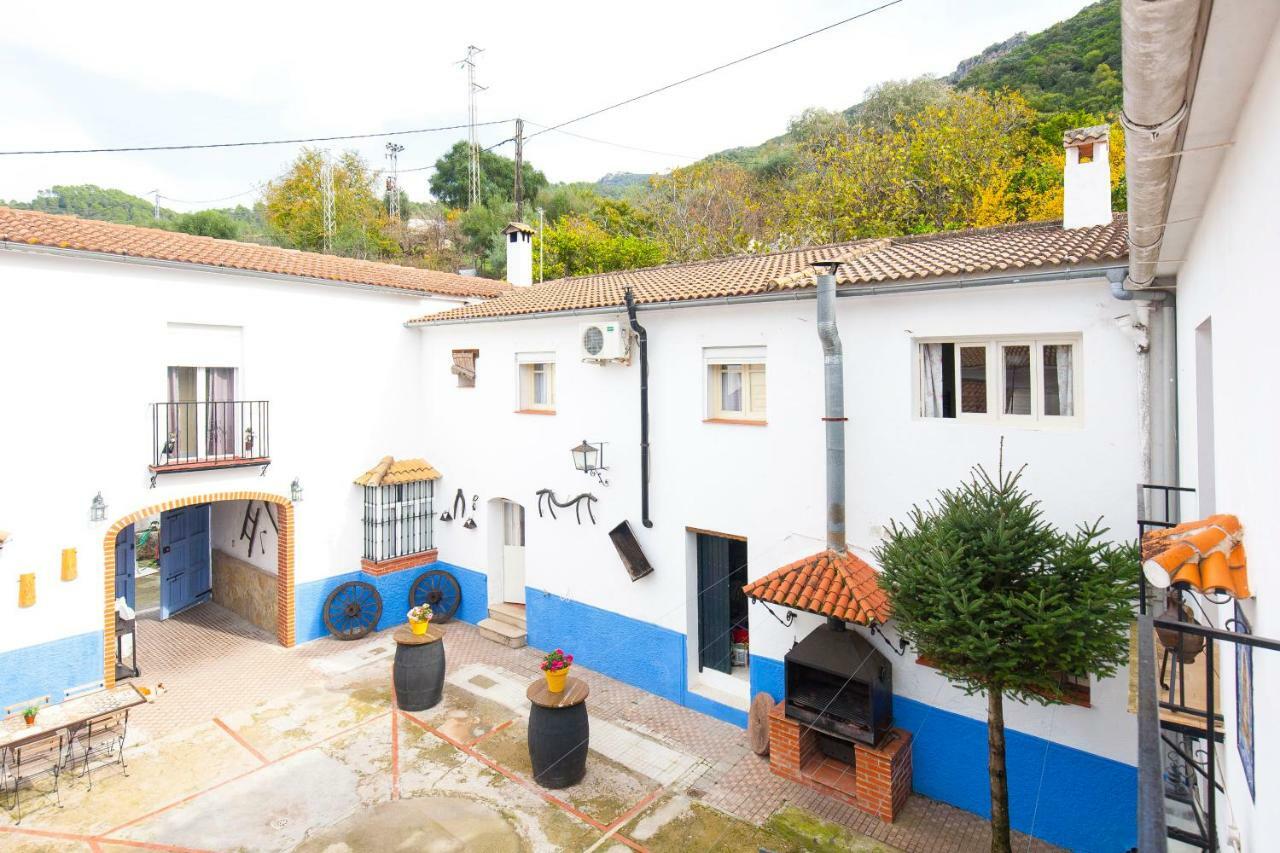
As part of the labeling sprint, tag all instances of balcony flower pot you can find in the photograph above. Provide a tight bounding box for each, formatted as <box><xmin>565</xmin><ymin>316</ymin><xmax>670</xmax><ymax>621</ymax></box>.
<box><xmin>22</xmin><ymin>707</ymin><xmax>37</xmax><ymax>726</ymax></box>
<box><xmin>541</xmin><ymin>649</ymin><xmax>574</xmax><ymax>693</ymax></box>
<box><xmin>407</xmin><ymin>603</ymin><xmax>433</xmax><ymax>636</ymax></box>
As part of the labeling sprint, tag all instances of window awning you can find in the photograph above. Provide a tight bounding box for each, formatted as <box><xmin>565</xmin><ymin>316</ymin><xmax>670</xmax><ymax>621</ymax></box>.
<box><xmin>451</xmin><ymin>349</ymin><xmax>477</xmax><ymax>381</ymax></box>
<box><xmin>354</xmin><ymin>456</ymin><xmax>442</xmax><ymax>487</ymax></box>
<box><xmin>1142</xmin><ymin>514</ymin><xmax>1250</xmax><ymax>598</ymax></box>
<box><xmin>743</xmin><ymin>549</ymin><xmax>891</xmax><ymax>625</ymax></box>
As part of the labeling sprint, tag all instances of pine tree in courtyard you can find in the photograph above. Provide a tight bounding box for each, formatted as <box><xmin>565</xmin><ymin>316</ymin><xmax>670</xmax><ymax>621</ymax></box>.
<box><xmin>873</xmin><ymin>460</ymin><xmax>1136</xmax><ymax>853</ymax></box>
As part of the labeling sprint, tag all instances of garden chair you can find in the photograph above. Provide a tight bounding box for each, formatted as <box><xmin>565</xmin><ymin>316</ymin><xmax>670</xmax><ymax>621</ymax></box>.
<box><xmin>4</xmin><ymin>731</ymin><xmax>64</xmax><ymax>823</ymax></box>
<box><xmin>70</xmin><ymin>709</ymin><xmax>130</xmax><ymax>789</ymax></box>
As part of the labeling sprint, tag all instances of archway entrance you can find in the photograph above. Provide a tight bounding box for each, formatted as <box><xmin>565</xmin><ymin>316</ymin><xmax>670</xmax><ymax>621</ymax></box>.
<box><xmin>101</xmin><ymin>490</ymin><xmax>294</xmax><ymax>689</ymax></box>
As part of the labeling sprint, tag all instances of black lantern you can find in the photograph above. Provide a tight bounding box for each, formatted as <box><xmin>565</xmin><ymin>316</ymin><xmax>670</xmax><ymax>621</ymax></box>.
<box><xmin>571</xmin><ymin>440</ymin><xmax>601</xmax><ymax>473</ymax></box>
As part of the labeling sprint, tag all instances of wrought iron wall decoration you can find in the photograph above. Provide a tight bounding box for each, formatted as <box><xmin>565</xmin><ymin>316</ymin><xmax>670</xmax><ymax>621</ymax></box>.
<box><xmin>536</xmin><ymin>489</ymin><xmax>598</xmax><ymax>525</ymax></box>
<box><xmin>238</xmin><ymin>500</ymin><xmax>277</xmax><ymax>558</ymax></box>
<box><xmin>440</xmin><ymin>489</ymin><xmax>466</xmax><ymax>523</ymax></box>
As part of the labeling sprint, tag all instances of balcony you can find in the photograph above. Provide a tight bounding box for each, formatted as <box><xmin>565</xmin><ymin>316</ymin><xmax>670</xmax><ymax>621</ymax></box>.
<box><xmin>150</xmin><ymin>400</ymin><xmax>270</xmax><ymax>477</ymax></box>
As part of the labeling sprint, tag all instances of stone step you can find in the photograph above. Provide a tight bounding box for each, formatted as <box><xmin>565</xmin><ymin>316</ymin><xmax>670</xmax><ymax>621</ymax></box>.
<box><xmin>488</xmin><ymin>602</ymin><xmax>527</xmax><ymax>630</ymax></box>
<box><xmin>477</xmin><ymin>617</ymin><xmax>527</xmax><ymax>649</ymax></box>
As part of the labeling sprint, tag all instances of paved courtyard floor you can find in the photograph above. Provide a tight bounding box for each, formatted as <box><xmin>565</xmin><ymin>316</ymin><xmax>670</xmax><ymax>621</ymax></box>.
<box><xmin>1</xmin><ymin>605</ymin><xmax>1059</xmax><ymax>852</ymax></box>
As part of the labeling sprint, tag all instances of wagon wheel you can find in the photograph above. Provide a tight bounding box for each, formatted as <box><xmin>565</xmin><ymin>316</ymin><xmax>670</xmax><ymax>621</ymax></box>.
<box><xmin>323</xmin><ymin>581</ymin><xmax>382</xmax><ymax>640</ymax></box>
<box><xmin>410</xmin><ymin>569</ymin><xmax>461</xmax><ymax>623</ymax></box>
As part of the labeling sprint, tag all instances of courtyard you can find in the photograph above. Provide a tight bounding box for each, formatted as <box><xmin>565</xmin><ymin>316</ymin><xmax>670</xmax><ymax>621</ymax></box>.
<box><xmin>1</xmin><ymin>606</ymin><xmax>1059</xmax><ymax>852</ymax></box>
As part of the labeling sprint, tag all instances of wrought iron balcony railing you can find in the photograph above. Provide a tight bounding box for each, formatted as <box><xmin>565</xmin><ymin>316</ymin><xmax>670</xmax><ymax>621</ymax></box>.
<box><xmin>150</xmin><ymin>400</ymin><xmax>270</xmax><ymax>475</ymax></box>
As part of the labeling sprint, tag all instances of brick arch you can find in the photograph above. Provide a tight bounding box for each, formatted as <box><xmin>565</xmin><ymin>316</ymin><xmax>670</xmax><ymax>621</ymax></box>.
<box><xmin>101</xmin><ymin>490</ymin><xmax>295</xmax><ymax>689</ymax></box>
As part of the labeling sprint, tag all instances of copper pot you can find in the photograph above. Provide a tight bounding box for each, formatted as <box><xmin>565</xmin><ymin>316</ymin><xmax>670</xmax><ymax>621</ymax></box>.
<box><xmin>1155</xmin><ymin>596</ymin><xmax>1205</xmax><ymax>664</ymax></box>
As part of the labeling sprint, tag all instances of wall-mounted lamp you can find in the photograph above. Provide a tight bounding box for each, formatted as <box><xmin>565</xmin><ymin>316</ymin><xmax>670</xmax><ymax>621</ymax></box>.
<box><xmin>571</xmin><ymin>440</ymin><xmax>609</xmax><ymax>485</ymax></box>
<box><xmin>291</xmin><ymin>478</ymin><xmax>304</xmax><ymax>502</ymax></box>
<box><xmin>90</xmin><ymin>492</ymin><xmax>108</xmax><ymax>523</ymax></box>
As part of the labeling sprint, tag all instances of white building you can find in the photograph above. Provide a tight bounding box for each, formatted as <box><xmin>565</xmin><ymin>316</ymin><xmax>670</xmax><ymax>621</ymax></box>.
<box><xmin>0</xmin><ymin>210</ymin><xmax>504</xmax><ymax>716</ymax></box>
<box><xmin>408</xmin><ymin>130</ymin><xmax>1148</xmax><ymax>850</ymax></box>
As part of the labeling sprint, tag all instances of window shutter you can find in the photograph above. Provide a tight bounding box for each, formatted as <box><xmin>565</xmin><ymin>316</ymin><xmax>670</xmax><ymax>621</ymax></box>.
<box><xmin>749</xmin><ymin>365</ymin><xmax>767</xmax><ymax>415</ymax></box>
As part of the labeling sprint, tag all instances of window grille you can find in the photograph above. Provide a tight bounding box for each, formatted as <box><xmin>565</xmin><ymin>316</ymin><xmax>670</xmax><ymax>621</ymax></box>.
<box><xmin>362</xmin><ymin>480</ymin><xmax>434</xmax><ymax>561</ymax></box>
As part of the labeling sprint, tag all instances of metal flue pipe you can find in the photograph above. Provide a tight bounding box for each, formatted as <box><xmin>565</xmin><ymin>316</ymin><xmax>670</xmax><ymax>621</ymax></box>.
<box><xmin>813</xmin><ymin>261</ymin><xmax>846</xmax><ymax>553</ymax></box>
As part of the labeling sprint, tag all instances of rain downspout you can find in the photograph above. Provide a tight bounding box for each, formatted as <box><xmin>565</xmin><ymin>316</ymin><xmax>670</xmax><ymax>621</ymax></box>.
<box><xmin>813</xmin><ymin>261</ymin><xmax>846</xmax><ymax>554</ymax></box>
<box><xmin>624</xmin><ymin>289</ymin><xmax>652</xmax><ymax>528</ymax></box>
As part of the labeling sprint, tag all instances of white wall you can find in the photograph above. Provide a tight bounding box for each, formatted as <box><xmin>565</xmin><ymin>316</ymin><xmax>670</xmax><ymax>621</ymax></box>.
<box><xmin>0</xmin><ymin>250</ymin><xmax>463</xmax><ymax>654</ymax></box>
<box><xmin>1172</xmin><ymin>22</ymin><xmax>1280</xmax><ymax>850</ymax></box>
<box><xmin>418</xmin><ymin>274</ymin><xmax>1142</xmax><ymax>765</ymax></box>
<box><xmin>211</xmin><ymin>499</ymin><xmax>278</xmax><ymax>574</ymax></box>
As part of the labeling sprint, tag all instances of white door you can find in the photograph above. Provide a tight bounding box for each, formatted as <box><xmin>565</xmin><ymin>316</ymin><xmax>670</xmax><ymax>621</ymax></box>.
<box><xmin>502</xmin><ymin>502</ymin><xmax>526</xmax><ymax>604</ymax></box>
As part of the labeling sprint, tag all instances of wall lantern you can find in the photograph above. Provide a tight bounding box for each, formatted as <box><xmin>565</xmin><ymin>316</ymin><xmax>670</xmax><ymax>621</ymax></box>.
<box><xmin>89</xmin><ymin>492</ymin><xmax>108</xmax><ymax>523</ymax></box>
<box><xmin>571</xmin><ymin>440</ymin><xmax>608</xmax><ymax>485</ymax></box>
<box><xmin>291</xmin><ymin>478</ymin><xmax>304</xmax><ymax>502</ymax></box>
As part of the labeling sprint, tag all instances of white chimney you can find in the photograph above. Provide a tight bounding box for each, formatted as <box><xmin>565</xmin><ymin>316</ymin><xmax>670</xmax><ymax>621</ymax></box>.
<box><xmin>503</xmin><ymin>222</ymin><xmax>534</xmax><ymax>287</ymax></box>
<box><xmin>1062</xmin><ymin>125</ymin><xmax>1112</xmax><ymax>229</ymax></box>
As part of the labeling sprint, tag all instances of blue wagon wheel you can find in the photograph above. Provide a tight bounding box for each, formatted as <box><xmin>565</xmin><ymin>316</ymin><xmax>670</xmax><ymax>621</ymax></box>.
<box><xmin>323</xmin><ymin>581</ymin><xmax>382</xmax><ymax>640</ymax></box>
<box><xmin>410</xmin><ymin>570</ymin><xmax>461</xmax><ymax>623</ymax></box>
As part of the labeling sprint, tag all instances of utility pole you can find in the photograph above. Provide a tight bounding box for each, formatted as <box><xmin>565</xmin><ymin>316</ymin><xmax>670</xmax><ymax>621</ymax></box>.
<box><xmin>385</xmin><ymin>142</ymin><xmax>403</xmax><ymax>232</ymax></box>
<box><xmin>153</xmin><ymin>190</ymin><xmax>160</xmax><ymax>221</ymax></box>
<box><xmin>321</xmin><ymin>151</ymin><xmax>335</xmax><ymax>253</ymax></box>
<box><xmin>458</xmin><ymin>45</ymin><xmax>485</xmax><ymax>208</ymax></box>
<box><xmin>513</xmin><ymin>118</ymin><xmax>524</xmax><ymax>221</ymax></box>
<box><xmin>537</xmin><ymin>206</ymin><xmax>545</xmax><ymax>283</ymax></box>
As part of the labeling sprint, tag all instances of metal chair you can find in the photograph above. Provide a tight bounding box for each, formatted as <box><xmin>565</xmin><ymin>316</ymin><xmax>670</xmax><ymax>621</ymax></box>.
<box><xmin>70</xmin><ymin>709</ymin><xmax>129</xmax><ymax>789</ymax></box>
<box><xmin>4</xmin><ymin>731</ymin><xmax>64</xmax><ymax>823</ymax></box>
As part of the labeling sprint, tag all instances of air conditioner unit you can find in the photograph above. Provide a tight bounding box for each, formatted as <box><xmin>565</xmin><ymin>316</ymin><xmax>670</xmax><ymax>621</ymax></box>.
<box><xmin>579</xmin><ymin>319</ymin><xmax>629</xmax><ymax>362</ymax></box>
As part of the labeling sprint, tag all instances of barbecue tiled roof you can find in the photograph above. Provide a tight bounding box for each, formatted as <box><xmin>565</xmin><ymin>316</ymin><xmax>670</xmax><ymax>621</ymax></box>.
<box><xmin>1142</xmin><ymin>514</ymin><xmax>1251</xmax><ymax>599</ymax></box>
<box><xmin>410</xmin><ymin>214</ymin><xmax>1127</xmax><ymax>324</ymax></box>
<box><xmin>0</xmin><ymin>207</ymin><xmax>509</xmax><ymax>299</ymax></box>
<box><xmin>742</xmin><ymin>549</ymin><xmax>891</xmax><ymax>625</ymax></box>
<box><xmin>354</xmin><ymin>456</ymin><xmax>442</xmax><ymax>487</ymax></box>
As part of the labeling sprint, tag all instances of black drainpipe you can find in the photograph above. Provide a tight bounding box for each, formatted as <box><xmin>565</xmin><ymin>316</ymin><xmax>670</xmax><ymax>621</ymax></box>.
<box><xmin>624</xmin><ymin>288</ymin><xmax>652</xmax><ymax>528</ymax></box>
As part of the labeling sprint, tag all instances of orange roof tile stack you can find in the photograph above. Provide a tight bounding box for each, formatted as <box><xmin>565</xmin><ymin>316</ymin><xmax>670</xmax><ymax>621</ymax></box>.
<box><xmin>1142</xmin><ymin>514</ymin><xmax>1251</xmax><ymax>598</ymax></box>
<box><xmin>0</xmin><ymin>207</ymin><xmax>510</xmax><ymax>299</ymax></box>
<box><xmin>353</xmin><ymin>457</ymin><xmax>442</xmax><ymax>487</ymax></box>
<box><xmin>742</xmin><ymin>549</ymin><xmax>891</xmax><ymax>625</ymax></box>
<box><xmin>411</xmin><ymin>214</ymin><xmax>1128</xmax><ymax>324</ymax></box>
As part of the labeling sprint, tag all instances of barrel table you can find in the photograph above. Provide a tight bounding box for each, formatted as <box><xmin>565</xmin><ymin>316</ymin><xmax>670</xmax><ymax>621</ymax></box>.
<box><xmin>526</xmin><ymin>676</ymin><xmax>590</xmax><ymax>789</ymax></box>
<box><xmin>393</xmin><ymin>624</ymin><xmax>445</xmax><ymax>712</ymax></box>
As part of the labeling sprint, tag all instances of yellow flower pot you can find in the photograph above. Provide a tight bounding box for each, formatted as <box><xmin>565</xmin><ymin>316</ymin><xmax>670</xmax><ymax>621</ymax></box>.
<box><xmin>544</xmin><ymin>666</ymin><xmax>570</xmax><ymax>693</ymax></box>
<box><xmin>409</xmin><ymin>618</ymin><xmax>429</xmax><ymax>636</ymax></box>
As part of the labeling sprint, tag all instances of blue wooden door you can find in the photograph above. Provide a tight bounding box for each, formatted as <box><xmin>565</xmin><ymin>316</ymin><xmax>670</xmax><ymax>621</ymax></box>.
<box><xmin>114</xmin><ymin>524</ymin><xmax>136</xmax><ymax>609</ymax></box>
<box><xmin>160</xmin><ymin>504</ymin><xmax>211</xmax><ymax>619</ymax></box>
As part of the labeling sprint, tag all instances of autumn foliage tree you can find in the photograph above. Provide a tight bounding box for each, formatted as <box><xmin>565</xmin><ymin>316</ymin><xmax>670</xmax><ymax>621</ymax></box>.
<box><xmin>263</xmin><ymin>148</ymin><xmax>397</xmax><ymax>257</ymax></box>
<box><xmin>874</xmin><ymin>464</ymin><xmax>1135</xmax><ymax>853</ymax></box>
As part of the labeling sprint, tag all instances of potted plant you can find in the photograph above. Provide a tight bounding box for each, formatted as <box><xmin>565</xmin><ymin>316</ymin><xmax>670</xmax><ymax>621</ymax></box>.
<box><xmin>407</xmin><ymin>603</ymin><xmax>433</xmax><ymax>635</ymax></box>
<box><xmin>541</xmin><ymin>649</ymin><xmax>574</xmax><ymax>693</ymax></box>
<box><xmin>22</xmin><ymin>706</ymin><xmax>38</xmax><ymax>726</ymax></box>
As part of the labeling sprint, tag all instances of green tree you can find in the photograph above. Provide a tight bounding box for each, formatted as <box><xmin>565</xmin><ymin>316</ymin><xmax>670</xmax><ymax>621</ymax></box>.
<box><xmin>849</xmin><ymin>76</ymin><xmax>952</xmax><ymax>132</ymax></box>
<box><xmin>262</xmin><ymin>148</ymin><xmax>397</xmax><ymax>257</ymax></box>
<box><xmin>171</xmin><ymin>209</ymin><xmax>241</xmax><ymax>240</ymax></box>
<box><xmin>874</xmin><ymin>464</ymin><xmax>1135</xmax><ymax>853</ymax></box>
<box><xmin>538</xmin><ymin>214</ymin><xmax>666</xmax><ymax>278</ymax></box>
<box><xmin>429</xmin><ymin>141</ymin><xmax>548</xmax><ymax>210</ymax></box>
<box><xmin>11</xmin><ymin>185</ymin><xmax>175</xmax><ymax>224</ymax></box>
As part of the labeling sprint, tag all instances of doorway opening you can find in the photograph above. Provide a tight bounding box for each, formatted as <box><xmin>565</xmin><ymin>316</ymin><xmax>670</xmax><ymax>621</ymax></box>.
<box><xmin>102</xmin><ymin>491</ymin><xmax>294</xmax><ymax>690</ymax></box>
<box><xmin>691</xmin><ymin>530</ymin><xmax>750</xmax><ymax>705</ymax></box>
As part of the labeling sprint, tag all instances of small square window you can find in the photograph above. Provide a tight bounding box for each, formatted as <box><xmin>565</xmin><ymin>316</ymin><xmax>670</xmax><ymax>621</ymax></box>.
<box><xmin>708</xmin><ymin>363</ymin><xmax>766</xmax><ymax>422</ymax></box>
<box><xmin>518</xmin><ymin>360</ymin><xmax>555</xmax><ymax>412</ymax></box>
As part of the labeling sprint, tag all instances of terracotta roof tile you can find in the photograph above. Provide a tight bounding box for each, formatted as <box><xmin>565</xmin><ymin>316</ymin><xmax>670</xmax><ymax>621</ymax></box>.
<box><xmin>742</xmin><ymin>549</ymin><xmax>891</xmax><ymax>625</ymax></box>
<box><xmin>410</xmin><ymin>215</ymin><xmax>1128</xmax><ymax>324</ymax></box>
<box><xmin>0</xmin><ymin>207</ymin><xmax>509</xmax><ymax>299</ymax></box>
<box><xmin>354</xmin><ymin>456</ymin><xmax>441</xmax><ymax>486</ymax></box>
<box><xmin>1142</xmin><ymin>514</ymin><xmax>1251</xmax><ymax>599</ymax></box>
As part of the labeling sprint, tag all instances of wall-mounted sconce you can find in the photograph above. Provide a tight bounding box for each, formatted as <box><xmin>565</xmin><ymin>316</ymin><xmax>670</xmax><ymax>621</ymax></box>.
<box><xmin>18</xmin><ymin>573</ymin><xmax>35</xmax><ymax>608</ymax></box>
<box><xmin>90</xmin><ymin>492</ymin><xmax>107</xmax><ymax>523</ymax></box>
<box><xmin>61</xmin><ymin>548</ymin><xmax>78</xmax><ymax>582</ymax></box>
<box><xmin>571</xmin><ymin>440</ymin><xmax>609</xmax><ymax>486</ymax></box>
<box><xmin>291</xmin><ymin>478</ymin><xmax>304</xmax><ymax>502</ymax></box>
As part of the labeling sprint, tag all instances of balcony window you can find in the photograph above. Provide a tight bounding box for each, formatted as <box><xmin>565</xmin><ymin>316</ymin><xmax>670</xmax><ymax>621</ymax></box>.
<box><xmin>152</xmin><ymin>365</ymin><xmax>269</xmax><ymax>473</ymax></box>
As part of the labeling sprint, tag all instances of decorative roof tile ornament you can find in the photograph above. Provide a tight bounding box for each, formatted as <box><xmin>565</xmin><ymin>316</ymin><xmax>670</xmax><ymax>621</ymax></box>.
<box><xmin>1142</xmin><ymin>514</ymin><xmax>1251</xmax><ymax>599</ymax></box>
<box><xmin>354</xmin><ymin>457</ymin><xmax>442</xmax><ymax>487</ymax></box>
<box><xmin>742</xmin><ymin>549</ymin><xmax>891</xmax><ymax>625</ymax></box>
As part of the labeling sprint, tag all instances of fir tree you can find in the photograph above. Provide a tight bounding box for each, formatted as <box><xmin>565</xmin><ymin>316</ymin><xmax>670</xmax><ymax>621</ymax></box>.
<box><xmin>874</xmin><ymin>460</ymin><xmax>1136</xmax><ymax>853</ymax></box>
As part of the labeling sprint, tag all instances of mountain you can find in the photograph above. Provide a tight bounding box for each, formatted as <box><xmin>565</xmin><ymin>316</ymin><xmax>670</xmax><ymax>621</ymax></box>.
<box><xmin>593</xmin><ymin>172</ymin><xmax>651</xmax><ymax>198</ymax></box>
<box><xmin>6</xmin><ymin>184</ymin><xmax>178</xmax><ymax>224</ymax></box>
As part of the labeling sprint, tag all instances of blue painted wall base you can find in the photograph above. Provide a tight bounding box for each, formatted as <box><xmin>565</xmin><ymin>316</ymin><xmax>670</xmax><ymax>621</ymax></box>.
<box><xmin>296</xmin><ymin>559</ymin><xmax>488</xmax><ymax>643</ymax></box>
<box><xmin>751</xmin><ymin>654</ymin><xmax>1134</xmax><ymax>852</ymax></box>
<box><xmin>0</xmin><ymin>631</ymin><xmax>104</xmax><ymax>710</ymax></box>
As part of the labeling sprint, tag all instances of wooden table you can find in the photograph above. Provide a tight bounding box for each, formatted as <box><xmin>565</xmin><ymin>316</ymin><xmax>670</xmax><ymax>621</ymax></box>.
<box><xmin>526</xmin><ymin>676</ymin><xmax>590</xmax><ymax>789</ymax></box>
<box><xmin>0</xmin><ymin>684</ymin><xmax>146</xmax><ymax>750</ymax></box>
<box><xmin>393</xmin><ymin>625</ymin><xmax>446</xmax><ymax>711</ymax></box>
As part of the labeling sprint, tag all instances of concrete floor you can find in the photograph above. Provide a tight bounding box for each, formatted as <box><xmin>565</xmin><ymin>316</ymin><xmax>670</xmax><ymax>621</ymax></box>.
<box><xmin>0</xmin><ymin>622</ymin><xmax>899</xmax><ymax>852</ymax></box>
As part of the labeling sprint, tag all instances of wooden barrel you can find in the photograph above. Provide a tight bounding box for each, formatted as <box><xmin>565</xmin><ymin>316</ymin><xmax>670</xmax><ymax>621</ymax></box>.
<box><xmin>526</xmin><ymin>676</ymin><xmax>589</xmax><ymax>789</ymax></box>
<box><xmin>393</xmin><ymin>626</ymin><xmax>445</xmax><ymax>712</ymax></box>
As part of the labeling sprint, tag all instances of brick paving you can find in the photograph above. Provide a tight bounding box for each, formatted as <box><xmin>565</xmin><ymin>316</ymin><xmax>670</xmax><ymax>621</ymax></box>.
<box><xmin>125</xmin><ymin>602</ymin><xmax>1060</xmax><ymax>853</ymax></box>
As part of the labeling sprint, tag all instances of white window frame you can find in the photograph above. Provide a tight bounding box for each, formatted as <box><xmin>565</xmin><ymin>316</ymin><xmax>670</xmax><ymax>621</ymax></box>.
<box><xmin>704</xmin><ymin>346</ymin><xmax>766</xmax><ymax>423</ymax></box>
<box><xmin>914</xmin><ymin>335</ymin><xmax>1082</xmax><ymax>427</ymax></box>
<box><xmin>516</xmin><ymin>352</ymin><xmax>556</xmax><ymax>413</ymax></box>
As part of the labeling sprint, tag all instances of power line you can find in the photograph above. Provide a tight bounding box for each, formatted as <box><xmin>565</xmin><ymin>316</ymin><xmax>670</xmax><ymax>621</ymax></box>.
<box><xmin>514</xmin><ymin>0</ymin><xmax>906</xmax><ymax>144</ymax></box>
<box><xmin>0</xmin><ymin>119</ymin><xmax>512</xmax><ymax>157</ymax></box>
<box><xmin>524</xmin><ymin>122</ymin><xmax>695</xmax><ymax>161</ymax></box>
<box><xmin>158</xmin><ymin>186</ymin><xmax>261</xmax><ymax>205</ymax></box>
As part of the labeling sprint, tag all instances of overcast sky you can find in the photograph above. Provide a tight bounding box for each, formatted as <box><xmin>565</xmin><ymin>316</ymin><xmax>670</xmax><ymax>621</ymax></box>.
<box><xmin>1</xmin><ymin>0</ymin><xmax>1094</xmax><ymax>212</ymax></box>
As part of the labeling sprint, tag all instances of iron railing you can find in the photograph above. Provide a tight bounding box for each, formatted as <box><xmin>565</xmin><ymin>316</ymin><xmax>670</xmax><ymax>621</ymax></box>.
<box><xmin>150</xmin><ymin>400</ymin><xmax>270</xmax><ymax>471</ymax></box>
<box><xmin>362</xmin><ymin>481</ymin><xmax>434</xmax><ymax>562</ymax></box>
